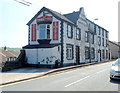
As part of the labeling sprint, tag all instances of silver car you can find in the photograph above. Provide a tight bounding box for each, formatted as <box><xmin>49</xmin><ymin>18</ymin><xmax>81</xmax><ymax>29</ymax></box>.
<box><xmin>110</xmin><ymin>58</ymin><xmax>120</xmax><ymax>80</ymax></box>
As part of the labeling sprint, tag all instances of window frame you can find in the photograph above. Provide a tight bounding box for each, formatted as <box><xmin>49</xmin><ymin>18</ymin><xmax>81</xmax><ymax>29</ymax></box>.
<box><xmin>85</xmin><ymin>47</ymin><xmax>90</xmax><ymax>59</ymax></box>
<box><xmin>39</xmin><ymin>24</ymin><xmax>51</xmax><ymax>39</ymax></box>
<box><xmin>102</xmin><ymin>49</ymin><xmax>105</xmax><ymax>59</ymax></box>
<box><xmin>91</xmin><ymin>34</ymin><xmax>94</xmax><ymax>44</ymax></box>
<box><xmin>98</xmin><ymin>36</ymin><xmax>101</xmax><ymax>46</ymax></box>
<box><xmin>76</xmin><ymin>28</ymin><xmax>81</xmax><ymax>40</ymax></box>
<box><xmin>67</xmin><ymin>25</ymin><xmax>73</xmax><ymax>38</ymax></box>
<box><xmin>91</xmin><ymin>47</ymin><xmax>95</xmax><ymax>59</ymax></box>
<box><xmin>66</xmin><ymin>44</ymin><xmax>74</xmax><ymax>60</ymax></box>
<box><xmin>85</xmin><ymin>31</ymin><xmax>89</xmax><ymax>42</ymax></box>
<box><xmin>102</xmin><ymin>38</ymin><xmax>104</xmax><ymax>46</ymax></box>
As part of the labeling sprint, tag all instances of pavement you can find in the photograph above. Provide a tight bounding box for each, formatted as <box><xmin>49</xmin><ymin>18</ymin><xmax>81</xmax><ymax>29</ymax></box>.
<box><xmin>0</xmin><ymin>67</ymin><xmax>52</xmax><ymax>85</ymax></box>
<box><xmin>0</xmin><ymin>60</ymin><xmax>114</xmax><ymax>86</ymax></box>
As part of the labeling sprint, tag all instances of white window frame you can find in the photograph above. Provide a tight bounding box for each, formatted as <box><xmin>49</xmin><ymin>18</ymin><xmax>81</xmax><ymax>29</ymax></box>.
<box><xmin>67</xmin><ymin>25</ymin><xmax>72</xmax><ymax>38</ymax></box>
<box><xmin>66</xmin><ymin>44</ymin><xmax>73</xmax><ymax>60</ymax></box>
<box><xmin>76</xmin><ymin>29</ymin><xmax>81</xmax><ymax>40</ymax></box>
<box><xmin>39</xmin><ymin>24</ymin><xmax>50</xmax><ymax>39</ymax></box>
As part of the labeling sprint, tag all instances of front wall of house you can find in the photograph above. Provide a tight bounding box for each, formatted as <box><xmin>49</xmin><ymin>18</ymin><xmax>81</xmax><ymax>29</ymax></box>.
<box><xmin>26</xmin><ymin>49</ymin><xmax>37</xmax><ymax>64</ymax></box>
<box><xmin>25</xmin><ymin>46</ymin><xmax>61</xmax><ymax>65</ymax></box>
<box><xmin>29</xmin><ymin>11</ymin><xmax>61</xmax><ymax>45</ymax></box>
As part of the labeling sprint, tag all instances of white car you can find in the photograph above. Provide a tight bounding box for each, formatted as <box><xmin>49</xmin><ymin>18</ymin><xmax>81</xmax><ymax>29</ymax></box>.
<box><xmin>110</xmin><ymin>58</ymin><xmax>120</xmax><ymax>80</ymax></box>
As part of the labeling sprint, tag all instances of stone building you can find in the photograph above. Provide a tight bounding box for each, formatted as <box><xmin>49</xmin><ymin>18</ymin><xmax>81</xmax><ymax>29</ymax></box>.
<box><xmin>23</xmin><ymin>7</ymin><xmax>110</xmax><ymax>67</ymax></box>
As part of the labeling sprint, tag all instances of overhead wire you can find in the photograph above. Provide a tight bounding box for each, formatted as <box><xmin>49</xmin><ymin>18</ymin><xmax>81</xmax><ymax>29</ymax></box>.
<box><xmin>14</xmin><ymin>0</ymin><xmax>32</xmax><ymax>6</ymax></box>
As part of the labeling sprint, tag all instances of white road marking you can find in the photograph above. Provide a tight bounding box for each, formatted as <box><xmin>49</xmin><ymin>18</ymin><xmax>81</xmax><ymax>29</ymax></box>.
<box><xmin>96</xmin><ymin>69</ymin><xmax>108</xmax><ymax>74</ymax></box>
<box><xmin>65</xmin><ymin>76</ymin><xmax>90</xmax><ymax>87</ymax></box>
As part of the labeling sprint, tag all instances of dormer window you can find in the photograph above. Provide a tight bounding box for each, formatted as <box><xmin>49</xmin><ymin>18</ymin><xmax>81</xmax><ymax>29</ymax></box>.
<box><xmin>39</xmin><ymin>24</ymin><xmax>50</xmax><ymax>39</ymax></box>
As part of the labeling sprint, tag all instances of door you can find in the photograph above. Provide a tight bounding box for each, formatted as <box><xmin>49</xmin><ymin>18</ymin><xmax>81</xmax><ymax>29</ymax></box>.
<box><xmin>98</xmin><ymin>50</ymin><xmax>102</xmax><ymax>62</ymax></box>
<box><xmin>76</xmin><ymin>46</ymin><xmax>80</xmax><ymax>64</ymax></box>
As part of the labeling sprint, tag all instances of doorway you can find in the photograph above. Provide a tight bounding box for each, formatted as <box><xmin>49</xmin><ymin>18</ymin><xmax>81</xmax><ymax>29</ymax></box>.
<box><xmin>76</xmin><ymin>46</ymin><xmax>80</xmax><ymax>64</ymax></box>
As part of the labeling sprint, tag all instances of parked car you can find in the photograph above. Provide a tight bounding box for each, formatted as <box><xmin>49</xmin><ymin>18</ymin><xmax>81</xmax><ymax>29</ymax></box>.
<box><xmin>110</xmin><ymin>58</ymin><xmax>120</xmax><ymax>80</ymax></box>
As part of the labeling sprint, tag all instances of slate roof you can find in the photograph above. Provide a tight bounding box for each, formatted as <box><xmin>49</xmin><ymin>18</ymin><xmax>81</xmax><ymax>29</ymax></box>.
<box><xmin>64</xmin><ymin>11</ymin><xmax>80</xmax><ymax>24</ymax></box>
<box><xmin>0</xmin><ymin>49</ymin><xmax>20</xmax><ymax>62</ymax></box>
<box><xmin>27</xmin><ymin>7</ymin><xmax>74</xmax><ymax>25</ymax></box>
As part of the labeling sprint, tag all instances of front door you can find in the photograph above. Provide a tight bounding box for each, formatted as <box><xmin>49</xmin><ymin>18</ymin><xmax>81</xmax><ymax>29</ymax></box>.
<box><xmin>76</xmin><ymin>46</ymin><xmax>80</xmax><ymax>64</ymax></box>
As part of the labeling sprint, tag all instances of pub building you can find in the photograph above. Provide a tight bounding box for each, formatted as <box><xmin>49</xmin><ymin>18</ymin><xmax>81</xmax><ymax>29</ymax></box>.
<box><xmin>23</xmin><ymin>7</ymin><xmax>110</xmax><ymax>68</ymax></box>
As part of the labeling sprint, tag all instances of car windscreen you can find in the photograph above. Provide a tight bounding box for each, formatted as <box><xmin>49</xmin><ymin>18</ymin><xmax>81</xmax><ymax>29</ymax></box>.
<box><xmin>114</xmin><ymin>59</ymin><xmax>120</xmax><ymax>66</ymax></box>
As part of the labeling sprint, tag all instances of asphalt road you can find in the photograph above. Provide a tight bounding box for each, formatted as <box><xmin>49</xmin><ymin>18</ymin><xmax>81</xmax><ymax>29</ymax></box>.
<box><xmin>2</xmin><ymin>61</ymin><xmax>120</xmax><ymax>91</ymax></box>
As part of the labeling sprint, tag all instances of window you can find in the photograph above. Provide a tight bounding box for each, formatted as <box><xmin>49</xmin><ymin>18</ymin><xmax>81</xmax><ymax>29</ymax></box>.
<box><xmin>102</xmin><ymin>29</ymin><xmax>104</xmax><ymax>37</ymax></box>
<box><xmin>106</xmin><ymin>39</ymin><xmax>108</xmax><ymax>47</ymax></box>
<box><xmin>85</xmin><ymin>47</ymin><xmax>90</xmax><ymax>59</ymax></box>
<box><xmin>91</xmin><ymin>48</ymin><xmax>95</xmax><ymax>59</ymax></box>
<box><xmin>98</xmin><ymin>36</ymin><xmax>101</xmax><ymax>46</ymax></box>
<box><xmin>76</xmin><ymin>29</ymin><xmax>81</xmax><ymax>40</ymax></box>
<box><xmin>98</xmin><ymin>27</ymin><xmax>101</xmax><ymax>35</ymax></box>
<box><xmin>31</xmin><ymin>24</ymin><xmax>36</xmax><ymax>41</ymax></box>
<box><xmin>102</xmin><ymin>50</ymin><xmax>105</xmax><ymax>59</ymax></box>
<box><xmin>106</xmin><ymin>31</ymin><xmax>108</xmax><ymax>38</ymax></box>
<box><xmin>53</xmin><ymin>21</ymin><xmax>59</xmax><ymax>40</ymax></box>
<box><xmin>91</xmin><ymin>34</ymin><xmax>94</xmax><ymax>44</ymax></box>
<box><xmin>47</xmin><ymin>25</ymin><xmax>50</xmax><ymax>39</ymax></box>
<box><xmin>102</xmin><ymin>38</ymin><xmax>104</xmax><ymax>46</ymax></box>
<box><xmin>39</xmin><ymin>24</ymin><xmax>50</xmax><ymax>39</ymax></box>
<box><xmin>66</xmin><ymin>44</ymin><xmax>73</xmax><ymax>60</ymax></box>
<box><xmin>94</xmin><ymin>25</ymin><xmax>96</xmax><ymax>33</ymax></box>
<box><xmin>106</xmin><ymin>50</ymin><xmax>108</xmax><ymax>59</ymax></box>
<box><xmin>85</xmin><ymin>31</ymin><xmax>89</xmax><ymax>42</ymax></box>
<box><xmin>67</xmin><ymin>25</ymin><xmax>73</xmax><ymax>38</ymax></box>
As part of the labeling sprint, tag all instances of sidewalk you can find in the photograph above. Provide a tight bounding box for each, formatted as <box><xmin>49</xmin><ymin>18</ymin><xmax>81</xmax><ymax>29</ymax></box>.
<box><xmin>0</xmin><ymin>67</ymin><xmax>52</xmax><ymax>85</ymax></box>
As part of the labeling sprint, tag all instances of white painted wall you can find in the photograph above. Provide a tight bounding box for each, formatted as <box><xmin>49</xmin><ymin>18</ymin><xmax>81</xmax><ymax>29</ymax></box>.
<box><xmin>25</xmin><ymin>45</ymin><xmax>61</xmax><ymax>65</ymax></box>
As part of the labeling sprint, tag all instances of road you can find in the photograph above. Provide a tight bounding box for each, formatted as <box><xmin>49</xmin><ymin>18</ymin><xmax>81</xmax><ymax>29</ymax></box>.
<box><xmin>2</xmin><ymin>61</ymin><xmax>120</xmax><ymax>91</ymax></box>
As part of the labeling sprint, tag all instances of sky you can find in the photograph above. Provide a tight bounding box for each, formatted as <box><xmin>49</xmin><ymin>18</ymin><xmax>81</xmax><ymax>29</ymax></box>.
<box><xmin>0</xmin><ymin>0</ymin><xmax>119</xmax><ymax>48</ymax></box>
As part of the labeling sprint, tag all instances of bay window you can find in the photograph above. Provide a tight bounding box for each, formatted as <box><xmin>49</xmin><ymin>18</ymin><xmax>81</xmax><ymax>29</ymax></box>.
<box><xmin>39</xmin><ymin>24</ymin><xmax>50</xmax><ymax>39</ymax></box>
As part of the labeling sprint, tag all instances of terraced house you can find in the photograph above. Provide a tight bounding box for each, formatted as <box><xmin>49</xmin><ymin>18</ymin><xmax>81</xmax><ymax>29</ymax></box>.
<box><xmin>23</xmin><ymin>7</ymin><xmax>110</xmax><ymax>68</ymax></box>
